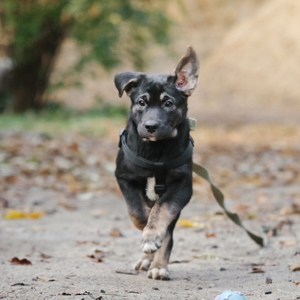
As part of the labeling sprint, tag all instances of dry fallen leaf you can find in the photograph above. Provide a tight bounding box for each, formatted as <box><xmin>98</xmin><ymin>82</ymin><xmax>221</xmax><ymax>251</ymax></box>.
<box><xmin>170</xmin><ymin>260</ymin><xmax>191</xmax><ymax>264</ymax></box>
<box><xmin>279</xmin><ymin>240</ymin><xmax>296</xmax><ymax>247</ymax></box>
<box><xmin>36</xmin><ymin>277</ymin><xmax>55</xmax><ymax>282</ymax></box>
<box><xmin>3</xmin><ymin>209</ymin><xmax>45</xmax><ymax>220</ymax></box>
<box><xmin>9</xmin><ymin>257</ymin><xmax>32</xmax><ymax>265</ymax></box>
<box><xmin>251</xmin><ymin>266</ymin><xmax>265</xmax><ymax>273</ymax></box>
<box><xmin>59</xmin><ymin>290</ymin><xmax>90</xmax><ymax>296</ymax></box>
<box><xmin>39</xmin><ymin>253</ymin><xmax>51</xmax><ymax>259</ymax></box>
<box><xmin>90</xmin><ymin>209</ymin><xmax>109</xmax><ymax>217</ymax></box>
<box><xmin>124</xmin><ymin>289</ymin><xmax>140</xmax><ymax>294</ymax></box>
<box><xmin>293</xmin><ymin>281</ymin><xmax>300</xmax><ymax>285</ymax></box>
<box><xmin>87</xmin><ymin>254</ymin><xmax>103</xmax><ymax>263</ymax></box>
<box><xmin>205</xmin><ymin>233</ymin><xmax>217</xmax><ymax>238</ymax></box>
<box><xmin>115</xmin><ymin>269</ymin><xmax>138</xmax><ymax>275</ymax></box>
<box><xmin>177</xmin><ymin>219</ymin><xmax>206</xmax><ymax>228</ymax></box>
<box><xmin>234</xmin><ymin>204</ymin><xmax>249</xmax><ymax>212</ymax></box>
<box><xmin>58</xmin><ymin>202</ymin><xmax>77</xmax><ymax>211</ymax></box>
<box><xmin>289</xmin><ymin>263</ymin><xmax>300</xmax><ymax>272</ymax></box>
<box><xmin>109</xmin><ymin>228</ymin><xmax>122</xmax><ymax>237</ymax></box>
<box><xmin>11</xmin><ymin>283</ymin><xmax>30</xmax><ymax>286</ymax></box>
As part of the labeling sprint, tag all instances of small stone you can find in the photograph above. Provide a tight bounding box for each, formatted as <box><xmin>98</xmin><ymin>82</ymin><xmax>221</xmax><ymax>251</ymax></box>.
<box><xmin>265</xmin><ymin>291</ymin><xmax>272</xmax><ymax>295</ymax></box>
<box><xmin>266</xmin><ymin>277</ymin><xmax>272</xmax><ymax>284</ymax></box>
<box><xmin>198</xmin><ymin>287</ymin><xmax>203</xmax><ymax>290</ymax></box>
<box><xmin>220</xmin><ymin>267</ymin><xmax>226</xmax><ymax>271</ymax></box>
<box><xmin>152</xmin><ymin>287</ymin><xmax>159</xmax><ymax>290</ymax></box>
<box><xmin>100</xmin><ymin>290</ymin><xmax>105</xmax><ymax>293</ymax></box>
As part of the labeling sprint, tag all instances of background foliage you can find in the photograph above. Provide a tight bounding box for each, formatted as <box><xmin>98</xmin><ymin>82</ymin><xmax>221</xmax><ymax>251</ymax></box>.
<box><xmin>0</xmin><ymin>0</ymin><xmax>172</xmax><ymax>112</ymax></box>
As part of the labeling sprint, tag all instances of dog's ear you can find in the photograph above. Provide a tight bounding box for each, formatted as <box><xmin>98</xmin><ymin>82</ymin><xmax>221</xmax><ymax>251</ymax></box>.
<box><xmin>114</xmin><ymin>72</ymin><xmax>144</xmax><ymax>98</ymax></box>
<box><xmin>171</xmin><ymin>46</ymin><xmax>199</xmax><ymax>96</ymax></box>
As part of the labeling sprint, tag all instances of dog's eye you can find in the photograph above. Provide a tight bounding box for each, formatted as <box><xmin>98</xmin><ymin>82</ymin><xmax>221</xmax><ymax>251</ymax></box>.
<box><xmin>138</xmin><ymin>99</ymin><xmax>146</xmax><ymax>107</ymax></box>
<box><xmin>165</xmin><ymin>100</ymin><xmax>173</xmax><ymax>108</ymax></box>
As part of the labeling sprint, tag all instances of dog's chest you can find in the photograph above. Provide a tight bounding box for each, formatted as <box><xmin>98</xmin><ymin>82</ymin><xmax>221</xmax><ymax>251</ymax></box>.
<box><xmin>146</xmin><ymin>177</ymin><xmax>159</xmax><ymax>201</ymax></box>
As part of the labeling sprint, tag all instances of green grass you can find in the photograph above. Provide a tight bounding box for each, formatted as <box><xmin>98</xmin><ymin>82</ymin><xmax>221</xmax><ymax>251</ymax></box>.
<box><xmin>0</xmin><ymin>104</ymin><xmax>128</xmax><ymax>137</ymax></box>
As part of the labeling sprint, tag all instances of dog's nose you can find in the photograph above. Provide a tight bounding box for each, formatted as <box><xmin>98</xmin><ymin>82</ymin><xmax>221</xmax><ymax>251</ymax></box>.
<box><xmin>145</xmin><ymin>121</ymin><xmax>159</xmax><ymax>133</ymax></box>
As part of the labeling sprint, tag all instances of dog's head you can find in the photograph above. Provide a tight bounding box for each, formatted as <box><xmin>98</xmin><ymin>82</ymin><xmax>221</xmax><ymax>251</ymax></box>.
<box><xmin>114</xmin><ymin>46</ymin><xmax>199</xmax><ymax>141</ymax></box>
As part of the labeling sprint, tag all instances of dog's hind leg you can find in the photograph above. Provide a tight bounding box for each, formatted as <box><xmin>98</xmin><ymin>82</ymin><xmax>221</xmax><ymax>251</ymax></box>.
<box><xmin>147</xmin><ymin>214</ymin><xmax>179</xmax><ymax>280</ymax></box>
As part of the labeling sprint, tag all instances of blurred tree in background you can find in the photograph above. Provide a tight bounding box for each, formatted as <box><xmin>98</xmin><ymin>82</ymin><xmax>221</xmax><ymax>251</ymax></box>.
<box><xmin>0</xmin><ymin>0</ymin><xmax>172</xmax><ymax>112</ymax></box>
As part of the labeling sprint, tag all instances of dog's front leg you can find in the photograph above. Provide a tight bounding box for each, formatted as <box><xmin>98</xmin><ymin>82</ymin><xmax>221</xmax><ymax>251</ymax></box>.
<box><xmin>116</xmin><ymin>177</ymin><xmax>151</xmax><ymax>230</ymax></box>
<box><xmin>141</xmin><ymin>179</ymin><xmax>192</xmax><ymax>254</ymax></box>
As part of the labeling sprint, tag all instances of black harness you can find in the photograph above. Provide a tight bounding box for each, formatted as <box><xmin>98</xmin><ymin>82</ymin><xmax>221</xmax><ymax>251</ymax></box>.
<box><xmin>119</xmin><ymin>129</ymin><xmax>194</xmax><ymax>196</ymax></box>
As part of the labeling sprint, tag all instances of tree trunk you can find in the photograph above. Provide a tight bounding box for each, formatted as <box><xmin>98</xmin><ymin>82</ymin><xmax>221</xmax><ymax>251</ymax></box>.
<box><xmin>6</xmin><ymin>20</ymin><xmax>65</xmax><ymax>112</ymax></box>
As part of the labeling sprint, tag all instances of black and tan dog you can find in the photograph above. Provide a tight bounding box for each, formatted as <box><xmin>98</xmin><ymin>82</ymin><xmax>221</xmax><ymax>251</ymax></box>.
<box><xmin>114</xmin><ymin>46</ymin><xmax>199</xmax><ymax>280</ymax></box>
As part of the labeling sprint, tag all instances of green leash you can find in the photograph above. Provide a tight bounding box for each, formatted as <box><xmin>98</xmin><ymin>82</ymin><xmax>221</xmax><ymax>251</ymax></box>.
<box><xmin>192</xmin><ymin>162</ymin><xmax>264</xmax><ymax>247</ymax></box>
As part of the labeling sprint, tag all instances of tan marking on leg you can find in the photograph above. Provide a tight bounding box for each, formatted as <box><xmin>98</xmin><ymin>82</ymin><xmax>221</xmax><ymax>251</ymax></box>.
<box><xmin>129</xmin><ymin>214</ymin><xmax>147</xmax><ymax>231</ymax></box>
<box><xmin>141</xmin><ymin>203</ymin><xmax>174</xmax><ymax>254</ymax></box>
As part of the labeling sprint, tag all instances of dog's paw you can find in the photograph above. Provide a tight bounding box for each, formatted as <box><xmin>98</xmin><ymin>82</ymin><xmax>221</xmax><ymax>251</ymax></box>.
<box><xmin>141</xmin><ymin>229</ymin><xmax>164</xmax><ymax>254</ymax></box>
<box><xmin>134</xmin><ymin>253</ymin><xmax>154</xmax><ymax>271</ymax></box>
<box><xmin>147</xmin><ymin>267</ymin><xmax>170</xmax><ymax>280</ymax></box>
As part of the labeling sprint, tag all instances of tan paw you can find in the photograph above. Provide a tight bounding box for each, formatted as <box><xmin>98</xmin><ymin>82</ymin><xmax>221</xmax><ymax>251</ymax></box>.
<box><xmin>147</xmin><ymin>267</ymin><xmax>170</xmax><ymax>280</ymax></box>
<box><xmin>141</xmin><ymin>229</ymin><xmax>164</xmax><ymax>254</ymax></box>
<box><xmin>134</xmin><ymin>253</ymin><xmax>154</xmax><ymax>271</ymax></box>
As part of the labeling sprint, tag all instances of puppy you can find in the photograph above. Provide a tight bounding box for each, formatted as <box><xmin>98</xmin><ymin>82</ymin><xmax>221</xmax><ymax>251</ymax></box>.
<box><xmin>114</xmin><ymin>46</ymin><xmax>199</xmax><ymax>280</ymax></box>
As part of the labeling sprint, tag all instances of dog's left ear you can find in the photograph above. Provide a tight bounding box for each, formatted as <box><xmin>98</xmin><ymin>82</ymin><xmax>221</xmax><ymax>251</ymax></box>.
<box><xmin>114</xmin><ymin>72</ymin><xmax>144</xmax><ymax>98</ymax></box>
<box><xmin>171</xmin><ymin>46</ymin><xmax>199</xmax><ymax>96</ymax></box>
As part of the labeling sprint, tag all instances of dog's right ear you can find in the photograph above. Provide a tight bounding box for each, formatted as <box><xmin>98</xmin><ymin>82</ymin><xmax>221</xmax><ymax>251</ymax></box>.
<box><xmin>114</xmin><ymin>72</ymin><xmax>144</xmax><ymax>98</ymax></box>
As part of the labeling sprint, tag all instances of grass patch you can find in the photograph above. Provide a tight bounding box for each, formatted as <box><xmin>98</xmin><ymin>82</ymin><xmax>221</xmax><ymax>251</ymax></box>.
<box><xmin>0</xmin><ymin>103</ymin><xmax>128</xmax><ymax>137</ymax></box>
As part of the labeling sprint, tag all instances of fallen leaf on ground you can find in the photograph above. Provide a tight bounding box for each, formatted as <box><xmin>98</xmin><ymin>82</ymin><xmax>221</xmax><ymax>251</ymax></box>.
<box><xmin>289</xmin><ymin>263</ymin><xmax>300</xmax><ymax>272</ymax></box>
<box><xmin>178</xmin><ymin>219</ymin><xmax>206</xmax><ymax>228</ymax></box>
<box><xmin>251</xmin><ymin>266</ymin><xmax>265</xmax><ymax>273</ymax></box>
<box><xmin>170</xmin><ymin>260</ymin><xmax>191</xmax><ymax>264</ymax></box>
<box><xmin>124</xmin><ymin>289</ymin><xmax>140</xmax><ymax>294</ymax></box>
<box><xmin>193</xmin><ymin>253</ymin><xmax>227</xmax><ymax>260</ymax></box>
<box><xmin>39</xmin><ymin>253</ymin><xmax>51</xmax><ymax>259</ymax></box>
<box><xmin>87</xmin><ymin>254</ymin><xmax>103</xmax><ymax>263</ymax></box>
<box><xmin>266</xmin><ymin>277</ymin><xmax>272</xmax><ymax>284</ymax></box>
<box><xmin>90</xmin><ymin>209</ymin><xmax>109</xmax><ymax>217</ymax></box>
<box><xmin>58</xmin><ymin>202</ymin><xmax>77</xmax><ymax>211</ymax></box>
<box><xmin>246</xmin><ymin>212</ymin><xmax>257</xmax><ymax>219</ymax></box>
<box><xmin>0</xmin><ymin>197</ymin><xmax>8</xmax><ymax>209</ymax></box>
<box><xmin>109</xmin><ymin>228</ymin><xmax>122</xmax><ymax>237</ymax></box>
<box><xmin>9</xmin><ymin>257</ymin><xmax>32</xmax><ymax>265</ymax></box>
<box><xmin>2</xmin><ymin>175</ymin><xmax>18</xmax><ymax>184</ymax></box>
<box><xmin>115</xmin><ymin>269</ymin><xmax>138</xmax><ymax>275</ymax></box>
<box><xmin>36</xmin><ymin>277</ymin><xmax>55</xmax><ymax>282</ymax></box>
<box><xmin>234</xmin><ymin>204</ymin><xmax>250</xmax><ymax>211</ymax></box>
<box><xmin>291</xmin><ymin>203</ymin><xmax>300</xmax><ymax>214</ymax></box>
<box><xmin>76</xmin><ymin>240</ymin><xmax>100</xmax><ymax>245</ymax></box>
<box><xmin>59</xmin><ymin>290</ymin><xmax>91</xmax><ymax>296</ymax></box>
<box><xmin>205</xmin><ymin>233</ymin><xmax>216</xmax><ymax>238</ymax></box>
<box><xmin>279</xmin><ymin>240</ymin><xmax>296</xmax><ymax>247</ymax></box>
<box><xmin>293</xmin><ymin>281</ymin><xmax>300</xmax><ymax>285</ymax></box>
<box><xmin>3</xmin><ymin>209</ymin><xmax>45</xmax><ymax>219</ymax></box>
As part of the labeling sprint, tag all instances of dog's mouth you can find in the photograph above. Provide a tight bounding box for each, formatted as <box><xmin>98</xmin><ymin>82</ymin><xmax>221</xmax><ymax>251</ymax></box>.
<box><xmin>140</xmin><ymin>128</ymin><xmax>178</xmax><ymax>142</ymax></box>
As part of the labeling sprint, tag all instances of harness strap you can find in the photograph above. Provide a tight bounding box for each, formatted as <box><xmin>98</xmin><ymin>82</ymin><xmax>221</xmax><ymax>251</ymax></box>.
<box><xmin>119</xmin><ymin>129</ymin><xmax>194</xmax><ymax>196</ymax></box>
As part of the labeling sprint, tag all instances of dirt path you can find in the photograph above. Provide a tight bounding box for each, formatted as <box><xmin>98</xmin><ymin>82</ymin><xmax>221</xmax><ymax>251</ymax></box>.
<box><xmin>1</xmin><ymin>128</ymin><xmax>300</xmax><ymax>299</ymax></box>
<box><xmin>1</xmin><ymin>185</ymin><xmax>300</xmax><ymax>300</ymax></box>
